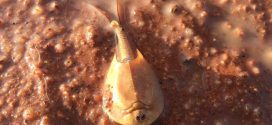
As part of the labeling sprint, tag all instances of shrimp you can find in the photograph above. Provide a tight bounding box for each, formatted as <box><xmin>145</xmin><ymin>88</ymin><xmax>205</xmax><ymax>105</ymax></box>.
<box><xmin>102</xmin><ymin>0</ymin><xmax>164</xmax><ymax>125</ymax></box>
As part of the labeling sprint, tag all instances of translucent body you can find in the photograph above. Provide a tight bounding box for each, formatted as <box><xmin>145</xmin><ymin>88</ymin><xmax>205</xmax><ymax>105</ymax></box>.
<box><xmin>102</xmin><ymin>21</ymin><xmax>164</xmax><ymax>125</ymax></box>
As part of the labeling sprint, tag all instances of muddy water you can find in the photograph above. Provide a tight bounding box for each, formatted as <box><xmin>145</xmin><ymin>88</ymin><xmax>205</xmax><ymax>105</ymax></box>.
<box><xmin>0</xmin><ymin>0</ymin><xmax>272</xmax><ymax>125</ymax></box>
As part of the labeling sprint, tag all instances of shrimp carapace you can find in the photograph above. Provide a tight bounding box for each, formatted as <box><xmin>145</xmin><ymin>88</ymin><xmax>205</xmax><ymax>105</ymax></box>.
<box><xmin>102</xmin><ymin>20</ymin><xmax>164</xmax><ymax>125</ymax></box>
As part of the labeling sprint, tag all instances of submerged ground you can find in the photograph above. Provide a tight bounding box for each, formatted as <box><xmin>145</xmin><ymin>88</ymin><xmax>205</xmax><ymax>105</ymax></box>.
<box><xmin>0</xmin><ymin>0</ymin><xmax>272</xmax><ymax>124</ymax></box>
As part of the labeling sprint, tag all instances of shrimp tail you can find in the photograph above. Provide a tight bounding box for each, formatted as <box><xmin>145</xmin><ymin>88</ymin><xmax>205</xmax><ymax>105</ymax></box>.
<box><xmin>116</xmin><ymin>0</ymin><xmax>127</xmax><ymax>26</ymax></box>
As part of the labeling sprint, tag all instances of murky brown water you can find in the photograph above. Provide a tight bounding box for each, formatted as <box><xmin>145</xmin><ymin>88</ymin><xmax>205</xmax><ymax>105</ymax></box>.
<box><xmin>0</xmin><ymin>0</ymin><xmax>272</xmax><ymax>125</ymax></box>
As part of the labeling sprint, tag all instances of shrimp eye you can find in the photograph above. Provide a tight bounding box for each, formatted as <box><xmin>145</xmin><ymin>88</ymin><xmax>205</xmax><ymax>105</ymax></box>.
<box><xmin>136</xmin><ymin>112</ymin><xmax>146</xmax><ymax>122</ymax></box>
